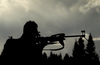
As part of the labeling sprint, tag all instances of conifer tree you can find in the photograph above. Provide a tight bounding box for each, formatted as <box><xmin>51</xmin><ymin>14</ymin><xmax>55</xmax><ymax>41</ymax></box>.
<box><xmin>86</xmin><ymin>33</ymin><xmax>99</xmax><ymax>64</ymax></box>
<box><xmin>86</xmin><ymin>33</ymin><xmax>95</xmax><ymax>54</ymax></box>
<box><xmin>41</xmin><ymin>52</ymin><xmax>48</xmax><ymax>64</ymax></box>
<box><xmin>42</xmin><ymin>52</ymin><xmax>47</xmax><ymax>61</ymax></box>
<box><xmin>64</xmin><ymin>53</ymin><xmax>70</xmax><ymax>61</ymax></box>
<box><xmin>78</xmin><ymin>37</ymin><xmax>85</xmax><ymax>58</ymax></box>
<box><xmin>63</xmin><ymin>53</ymin><xmax>70</xmax><ymax>64</ymax></box>
<box><xmin>72</xmin><ymin>39</ymin><xmax>80</xmax><ymax>64</ymax></box>
<box><xmin>72</xmin><ymin>39</ymin><xmax>79</xmax><ymax>58</ymax></box>
<box><xmin>72</xmin><ymin>37</ymin><xmax>85</xmax><ymax>64</ymax></box>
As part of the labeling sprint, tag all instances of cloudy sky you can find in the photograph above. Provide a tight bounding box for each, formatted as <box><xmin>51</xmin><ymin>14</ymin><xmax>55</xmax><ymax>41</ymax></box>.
<box><xmin>0</xmin><ymin>0</ymin><xmax>100</xmax><ymax>57</ymax></box>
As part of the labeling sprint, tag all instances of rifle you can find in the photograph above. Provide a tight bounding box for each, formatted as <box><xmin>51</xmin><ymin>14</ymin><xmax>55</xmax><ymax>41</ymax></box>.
<box><xmin>38</xmin><ymin>30</ymin><xmax>87</xmax><ymax>51</ymax></box>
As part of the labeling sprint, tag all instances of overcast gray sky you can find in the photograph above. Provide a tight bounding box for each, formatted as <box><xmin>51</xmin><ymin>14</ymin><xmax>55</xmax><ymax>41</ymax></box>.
<box><xmin>0</xmin><ymin>0</ymin><xmax>100</xmax><ymax>57</ymax></box>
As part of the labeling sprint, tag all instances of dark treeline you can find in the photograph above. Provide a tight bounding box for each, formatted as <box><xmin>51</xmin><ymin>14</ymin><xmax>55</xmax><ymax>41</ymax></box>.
<box><xmin>41</xmin><ymin>34</ymin><xmax>100</xmax><ymax>65</ymax></box>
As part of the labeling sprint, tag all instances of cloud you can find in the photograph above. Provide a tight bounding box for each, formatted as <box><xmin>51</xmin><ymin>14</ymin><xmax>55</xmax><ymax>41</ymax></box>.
<box><xmin>79</xmin><ymin>0</ymin><xmax>100</xmax><ymax>14</ymax></box>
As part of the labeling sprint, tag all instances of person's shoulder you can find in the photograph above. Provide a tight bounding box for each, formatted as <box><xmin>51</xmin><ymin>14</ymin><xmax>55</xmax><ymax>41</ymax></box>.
<box><xmin>6</xmin><ymin>36</ymin><xmax>20</xmax><ymax>44</ymax></box>
<box><xmin>3</xmin><ymin>36</ymin><xmax>20</xmax><ymax>48</ymax></box>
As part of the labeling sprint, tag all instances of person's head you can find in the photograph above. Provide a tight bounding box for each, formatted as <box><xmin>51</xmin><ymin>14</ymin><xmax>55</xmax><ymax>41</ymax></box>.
<box><xmin>22</xmin><ymin>20</ymin><xmax>40</xmax><ymax>38</ymax></box>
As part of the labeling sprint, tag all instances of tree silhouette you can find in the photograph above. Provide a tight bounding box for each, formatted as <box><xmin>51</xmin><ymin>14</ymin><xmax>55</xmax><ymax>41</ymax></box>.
<box><xmin>85</xmin><ymin>33</ymin><xmax>100</xmax><ymax>64</ymax></box>
<box><xmin>72</xmin><ymin>39</ymin><xmax>79</xmax><ymax>59</ymax></box>
<box><xmin>41</xmin><ymin>52</ymin><xmax>48</xmax><ymax>64</ymax></box>
<box><xmin>72</xmin><ymin>37</ymin><xmax>86</xmax><ymax>64</ymax></box>
<box><xmin>63</xmin><ymin>53</ymin><xmax>70</xmax><ymax>64</ymax></box>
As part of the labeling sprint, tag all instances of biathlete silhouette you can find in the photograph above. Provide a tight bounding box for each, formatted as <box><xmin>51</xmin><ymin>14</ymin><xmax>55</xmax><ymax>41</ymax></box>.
<box><xmin>0</xmin><ymin>20</ymin><xmax>65</xmax><ymax>64</ymax></box>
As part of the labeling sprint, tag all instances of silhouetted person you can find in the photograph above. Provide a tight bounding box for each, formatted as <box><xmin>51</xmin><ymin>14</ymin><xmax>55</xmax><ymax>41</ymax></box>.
<box><xmin>0</xmin><ymin>21</ymin><xmax>48</xmax><ymax>64</ymax></box>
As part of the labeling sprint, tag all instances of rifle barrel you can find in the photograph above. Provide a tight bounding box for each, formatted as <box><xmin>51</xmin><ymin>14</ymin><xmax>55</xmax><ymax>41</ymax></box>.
<box><xmin>64</xmin><ymin>35</ymin><xmax>85</xmax><ymax>38</ymax></box>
